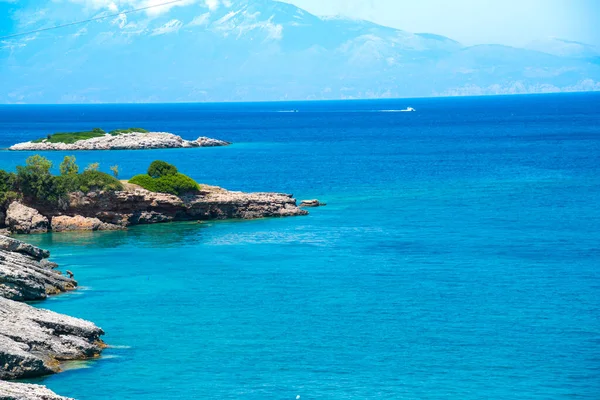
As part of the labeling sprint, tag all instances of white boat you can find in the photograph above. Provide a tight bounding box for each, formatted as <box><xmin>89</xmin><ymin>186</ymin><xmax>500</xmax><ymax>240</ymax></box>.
<box><xmin>400</xmin><ymin>107</ymin><xmax>416</xmax><ymax>112</ymax></box>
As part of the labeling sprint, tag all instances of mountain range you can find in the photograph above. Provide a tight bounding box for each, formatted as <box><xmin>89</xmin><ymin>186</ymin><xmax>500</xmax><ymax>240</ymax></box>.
<box><xmin>1</xmin><ymin>0</ymin><xmax>599</xmax><ymax>103</ymax></box>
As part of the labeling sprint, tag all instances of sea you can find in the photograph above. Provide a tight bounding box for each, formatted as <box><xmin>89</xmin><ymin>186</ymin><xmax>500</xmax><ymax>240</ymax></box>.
<box><xmin>0</xmin><ymin>93</ymin><xmax>599</xmax><ymax>399</ymax></box>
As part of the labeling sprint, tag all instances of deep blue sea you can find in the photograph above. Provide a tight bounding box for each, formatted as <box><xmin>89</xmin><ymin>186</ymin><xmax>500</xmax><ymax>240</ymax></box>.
<box><xmin>1</xmin><ymin>93</ymin><xmax>599</xmax><ymax>399</ymax></box>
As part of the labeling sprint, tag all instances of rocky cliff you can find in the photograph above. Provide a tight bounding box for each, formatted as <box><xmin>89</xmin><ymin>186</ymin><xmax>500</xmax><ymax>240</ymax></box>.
<box><xmin>1</xmin><ymin>184</ymin><xmax>307</xmax><ymax>234</ymax></box>
<box><xmin>9</xmin><ymin>132</ymin><xmax>230</xmax><ymax>151</ymax></box>
<box><xmin>0</xmin><ymin>235</ymin><xmax>105</xmax><ymax>399</ymax></box>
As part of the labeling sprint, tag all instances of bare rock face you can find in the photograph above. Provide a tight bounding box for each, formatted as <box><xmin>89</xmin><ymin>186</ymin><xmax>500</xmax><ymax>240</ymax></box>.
<box><xmin>9</xmin><ymin>132</ymin><xmax>230</xmax><ymax>151</ymax></box>
<box><xmin>50</xmin><ymin>215</ymin><xmax>122</xmax><ymax>233</ymax></box>
<box><xmin>5</xmin><ymin>202</ymin><xmax>49</xmax><ymax>234</ymax></box>
<box><xmin>0</xmin><ymin>236</ymin><xmax>76</xmax><ymax>301</ymax></box>
<box><xmin>0</xmin><ymin>381</ymin><xmax>73</xmax><ymax>400</ymax></box>
<box><xmin>0</xmin><ymin>296</ymin><xmax>105</xmax><ymax>380</ymax></box>
<box><xmin>0</xmin><ymin>235</ymin><xmax>50</xmax><ymax>260</ymax></box>
<box><xmin>60</xmin><ymin>185</ymin><xmax>308</xmax><ymax>226</ymax></box>
<box><xmin>193</xmin><ymin>136</ymin><xmax>231</xmax><ymax>147</ymax></box>
<box><xmin>299</xmin><ymin>199</ymin><xmax>327</xmax><ymax>207</ymax></box>
<box><xmin>0</xmin><ymin>237</ymin><xmax>104</xmax><ymax>400</ymax></box>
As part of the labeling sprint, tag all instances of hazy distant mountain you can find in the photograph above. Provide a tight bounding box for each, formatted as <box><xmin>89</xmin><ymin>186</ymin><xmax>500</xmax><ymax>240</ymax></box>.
<box><xmin>526</xmin><ymin>38</ymin><xmax>600</xmax><ymax>61</ymax></box>
<box><xmin>1</xmin><ymin>0</ymin><xmax>599</xmax><ymax>103</ymax></box>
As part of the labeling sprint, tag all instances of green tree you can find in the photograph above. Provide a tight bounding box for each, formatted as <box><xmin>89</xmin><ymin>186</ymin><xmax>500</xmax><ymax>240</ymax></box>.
<box><xmin>16</xmin><ymin>155</ymin><xmax>65</xmax><ymax>205</ymax></box>
<box><xmin>147</xmin><ymin>160</ymin><xmax>178</xmax><ymax>178</ymax></box>
<box><xmin>59</xmin><ymin>156</ymin><xmax>79</xmax><ymax>176</ymax></box>
<box><xmin>0</xmin><ymin>170</ymin><xmax>18</xmax><ymax>206</ymax></box>
<box><xmin>110</xmin><ymin>165</ymin><xmax>119</xmax><ymax>179</ymax></box>
<box><xmin>85</xmin><ymin>162</ymin><xmax>100</xmax><ymax>172</ymax></box>
<box><xmin>25</xmin><ymin>155</ymin><xmax>52</xmax><ymax>174</ymax></box>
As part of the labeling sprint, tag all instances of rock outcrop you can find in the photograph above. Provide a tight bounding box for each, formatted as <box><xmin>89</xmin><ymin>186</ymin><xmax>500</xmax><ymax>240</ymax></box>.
<box><xmin>0</xmin><ymin>235</ymin><xmax>105</xmax><ymax>391</ymax></box>
<box><xmin>9</xmin><ymin>132</ymin><xmax>231</xmax><ymax>151</ymax></box>
<box><xmin>0</xmin><ymin>235</ymin><xmax>76</xmax><ymax>301</ymax></box>
<box><xmin>300</xmin><ymin>199</ymin><xmax>327</xmax><ymax>207</ymax></box>
<box><xmin>0</xmin><ymin>296</ymin><xmax>105</xmax><ymax>380</ymax></box>
<box><xmin>51</xmin><ymin>215</ymin><xmax>122</xmax><ymax>233</ymax></box>
<box><xmin>5</xmin><ymin>202</ymin><xmax>49</xmax><ymax>234</ymax></box>
<box><xmin>1</xmin><ymin>185</ymin><xmax>307</xmax><ymax>234</ymax></box>
<box><xmin>0</xmin><ymin>381</ymin><xmax>73</xmax><ymax>400</ymax></box>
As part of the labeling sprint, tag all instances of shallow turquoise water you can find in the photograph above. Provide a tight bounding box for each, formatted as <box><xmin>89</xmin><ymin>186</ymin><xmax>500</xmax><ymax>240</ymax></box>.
<box><xmin>1</xmin><ymin>94</ymin><xmax>600</xmax><ymax>399</ymax></box>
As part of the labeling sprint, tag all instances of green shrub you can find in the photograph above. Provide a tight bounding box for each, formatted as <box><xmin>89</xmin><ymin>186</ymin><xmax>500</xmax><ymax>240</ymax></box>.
<box><xmin>109</xmin><ymin>128</ymin><xmax>149</xmax><ymax>135</ymax></box>
<box><xmin>129</xmin><ymin>173</ymin><xmax>199</xmax><ymax>196</ymax></box>
<box><xmin>147</xmin><ymin>160</ymin><xmax>178</xmax><ymax>178</ymax></box>
<box><xmin>32</xmin><ymin>128</ymin><xmax>106</xmax><ymax>144</ymax></box>
<box><xmin>64</xmin><ymin>170</ymin><xmax>124</xmax><ymax>194</ymax></box>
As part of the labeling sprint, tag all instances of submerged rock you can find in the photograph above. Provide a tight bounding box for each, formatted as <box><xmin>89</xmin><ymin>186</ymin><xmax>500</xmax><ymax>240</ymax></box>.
<box><xmin>0</xmin><ymin>381</ymin><xmax>73</xmax><ymax>400</ymax></box>
<box><xmin>9</xmin><ymin>132</ymin><xmax>230</xmax><ymax>151</ymax></box>
<box><xmin>5</xmin><ymin>202</ymin><xmax>49</xmax><ymax>234</ymax></box>
<box><xmin>0</xmin><ymin>296</ymin><xmax>105</xmax><ymax>380</ymax></box>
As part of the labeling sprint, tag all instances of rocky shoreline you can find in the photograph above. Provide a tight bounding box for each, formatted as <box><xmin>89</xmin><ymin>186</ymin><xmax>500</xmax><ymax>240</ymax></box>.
<box><xmin>8</xmin><ymin>132</ymin><xmax>230</xmax><ymax>151</ymax></box>
<box><xmin>0</xmin><ymin>181</ymin><xmax>308</xmax><ymax>398</ymax></box>
<box><xmin>0</xmin><ymin>235</ymin><xmax>105</xmax><ymax>399</ymax></box>
<box><xmin>0</xmin><ymin>184</ymin><xmax>307</xmax><ymax>235</ymax></box>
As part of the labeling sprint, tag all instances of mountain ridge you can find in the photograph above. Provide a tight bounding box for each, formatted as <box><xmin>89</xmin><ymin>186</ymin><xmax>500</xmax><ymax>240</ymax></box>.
<box><xmin>1</xmin><ymin>0</ymin><xmax>598</xmax><ymax>103</ymax></box>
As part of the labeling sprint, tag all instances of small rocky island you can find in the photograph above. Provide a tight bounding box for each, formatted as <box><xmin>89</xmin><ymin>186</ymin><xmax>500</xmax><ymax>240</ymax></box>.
<box><xmin>0</xmin><ymin>235</ymin><xmax>105</xmax><ymax>400</ymax></box>
<box><xmin>8</xmin><ymin>128</ymin><xmax>230</xmax><ymax>151</ymax></box>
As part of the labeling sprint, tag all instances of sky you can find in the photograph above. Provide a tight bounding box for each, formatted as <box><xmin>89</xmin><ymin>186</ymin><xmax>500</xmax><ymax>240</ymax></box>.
<box><xmin>0</xmin><ymin>0</ymin><xmax>598</xmax><ymax>47</ymax></box>
<box><xmin>284</xmin><ymin>0</ymin><xmax>600</xmax><ymax>47</ymax></box>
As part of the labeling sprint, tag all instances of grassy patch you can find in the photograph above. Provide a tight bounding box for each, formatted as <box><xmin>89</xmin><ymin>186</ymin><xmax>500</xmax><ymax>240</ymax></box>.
<box><xmin>31</xmin><ymin>127</ymin><xmax>150</xmax><ymax>144</ymax></box>
<box><xmin>109</xmin><ymin>128</ymin><xmax>149</xmax><ymax>135</ymax></box>
<box><xmin>32</xmin><ymin>128</ymin><xmax>106</xmax><ymax>144</ymax></box>
<box><xmin>129</xmin><ymin>173</ymin><xmax>200</xmax><ymax>196</ymax></box>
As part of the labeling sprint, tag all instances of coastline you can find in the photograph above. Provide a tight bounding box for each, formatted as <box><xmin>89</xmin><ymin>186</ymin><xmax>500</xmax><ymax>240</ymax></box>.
<box><xmin>0</xmin><ymin>235</ymin><xmax>105</xmax><ymax>399</ymax></box>
<box><xmin>0</xmin><ymin>182</ymin><xmax>309</xmax><ymax>399</ymax></box>
<box><xmin>1</xmin><ymin>184</ymin><xmax>308</xmax><ymax>235</ymax></box>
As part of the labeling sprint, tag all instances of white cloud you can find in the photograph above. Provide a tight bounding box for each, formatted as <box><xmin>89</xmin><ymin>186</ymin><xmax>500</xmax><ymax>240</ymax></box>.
<box><xmin>66</xmin><ymin>0</ymin><xmax>199</xmax><ymax>16</ymax></box>
<box><xmin>204</xmin><ymin>0</ymin><xmax>219</xmax><ymax>11</ymax></box>
<box><xmin>112</xmin><ymin>13</ymin><xmax>127</xmax><ymax>28</ymax></box>
<box><xmin>151</xmin><ymin>19</ymin><xmax>183</xmax><ymax>35</ymax></box>
<box><xmin>72</xmin><ymin>27</ymin><xmax>88</xmax><ymax>37</ymax></box>
<box><xmin>188</xmin><ymin>13</ymin><xmax>211</xmax><ymax>27</ymax></box>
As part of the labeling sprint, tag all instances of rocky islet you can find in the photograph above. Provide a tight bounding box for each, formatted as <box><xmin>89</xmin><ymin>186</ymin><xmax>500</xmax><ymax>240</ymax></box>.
<box><xmin>8</xmin><ymin>132</ymin><xmax>230</xmax><ymax>151</ymax></box>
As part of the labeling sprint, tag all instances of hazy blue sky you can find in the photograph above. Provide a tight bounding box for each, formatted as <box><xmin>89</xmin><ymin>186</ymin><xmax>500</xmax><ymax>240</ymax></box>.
<box><xmin>285</xmin><ymin>0</ymin><xmax>600</xmax><ymax>47</ymax></box>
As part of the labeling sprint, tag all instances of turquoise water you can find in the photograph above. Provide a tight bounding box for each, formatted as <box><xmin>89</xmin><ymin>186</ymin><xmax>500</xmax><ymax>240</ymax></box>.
<box><xmin>1</xmin><ymin>93</ymin><xmax>600</xmax><ymax>399</ymax></box>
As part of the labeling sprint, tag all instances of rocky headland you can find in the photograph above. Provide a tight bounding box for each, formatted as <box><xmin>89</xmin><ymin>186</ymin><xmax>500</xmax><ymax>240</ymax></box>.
<box><xmin>0</xmin><ymin>183</ymin><xmax>307</xmax><ymax>234</ymax></box>
<box><xmin>0</xmin><ymin>381</ymin><xmax>73</xmax><ymax>400</ymax></box>
<box><xmin>0</xmin><ymin>235</ymin><xmax>105</xmax><ymax>399</ymax></box>
<box><xmin>9</xmin><ymin>132</ymin><xmax>230</xmax><ymax>151</ymax></box>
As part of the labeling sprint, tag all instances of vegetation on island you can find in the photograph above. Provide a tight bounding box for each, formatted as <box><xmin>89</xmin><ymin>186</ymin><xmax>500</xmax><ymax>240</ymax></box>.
<box><xmin>1</xmin><ymin>156</ymin><xmax>199</xmax><ymax>210</ymax></box>
<box><xmin>108</xmin><ymin>128</ymin><xmax>148</xmax><ymax>135</ymax></box>
<box><xmin>0</xmin><ymin>155</ymin><xmax>123</xmax><ymax>207</ymax></box>
<box><xmin>31</xmin><ymin>127</ymin><xmax>149</xmax><ymax>144</ymax></box>
<box><xmin>129</xmin><ymin>160</ymin><xmax>200</xmax><ymax>196</ymax></box>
